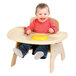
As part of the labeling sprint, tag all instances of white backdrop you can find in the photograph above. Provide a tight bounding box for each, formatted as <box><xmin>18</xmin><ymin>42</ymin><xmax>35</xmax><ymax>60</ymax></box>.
<box><xmin>0</xmin><ymin>0</ymin><xmax>76</xmax><ymax>76</ymax></box>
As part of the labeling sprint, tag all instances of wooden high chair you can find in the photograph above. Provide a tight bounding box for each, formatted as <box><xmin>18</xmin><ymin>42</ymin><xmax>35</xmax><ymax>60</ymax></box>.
<box><xmin>7</xmin><ymin>17</ymin><xmax>67</xmax><ymax>72</ymax></box>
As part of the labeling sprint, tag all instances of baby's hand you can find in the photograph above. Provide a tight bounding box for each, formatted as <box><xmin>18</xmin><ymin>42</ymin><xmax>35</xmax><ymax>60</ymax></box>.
<box><xmin>49</xmin><ymin>28</ymin><xmax>54</xmax><ymax>34</ymax></box>
<box><xmin>26</xmin><ymin>30</ymin><xmax>31</xmax><ymax>35</ymax></box>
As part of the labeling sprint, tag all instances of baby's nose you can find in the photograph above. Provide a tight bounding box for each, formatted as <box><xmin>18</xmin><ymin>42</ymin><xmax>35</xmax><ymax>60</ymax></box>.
<box><xmin>41</xmin><ymin>14</ymin><xmax>44</xmax><ymax>17</ymax></box>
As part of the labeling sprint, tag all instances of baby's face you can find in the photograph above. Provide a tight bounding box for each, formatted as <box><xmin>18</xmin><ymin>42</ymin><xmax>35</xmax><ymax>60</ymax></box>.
<box><xmin>35</xmin><ymin>7</ymin><xmax>50</xmax><ymax>22</ymax></box>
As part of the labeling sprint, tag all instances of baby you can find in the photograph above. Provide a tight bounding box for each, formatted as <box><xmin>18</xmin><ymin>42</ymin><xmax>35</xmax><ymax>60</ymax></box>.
<box><xmin>13</xmin><ymin>3</ymin><xmax>58</xmax><ymax>59</ymax></box>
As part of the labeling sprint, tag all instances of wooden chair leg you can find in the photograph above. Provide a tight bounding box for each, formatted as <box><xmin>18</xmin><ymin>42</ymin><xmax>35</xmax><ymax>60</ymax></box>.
<box><xmin>11</xmin><ymin>42</ymin><xmax>20</xmax><ymax>67</ymax></box>
<box><xmin>60</xmin><ymin>43</ymin><xmax>65</xmax><ymax>60</ymax></box>
<box><xmin>11</xmin><ymin>53</ymin><xmax>17</xmax><ymax>67</ymax></box>
<box><xmin>50</xmin><ymin>42</ymin><xmax>65</xmax><ymax>72</ymax></box>
<box><xmin>50</xmin><ymin>51</ymin><xmax>55</xmax><ymax>72</ymax></box>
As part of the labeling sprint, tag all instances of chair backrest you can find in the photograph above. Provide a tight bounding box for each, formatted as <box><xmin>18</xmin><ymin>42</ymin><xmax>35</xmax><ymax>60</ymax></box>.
<box><xmin>30</xmin><ymin>17</ymin><xmax>59</xmax><ymax>31</ymax></box>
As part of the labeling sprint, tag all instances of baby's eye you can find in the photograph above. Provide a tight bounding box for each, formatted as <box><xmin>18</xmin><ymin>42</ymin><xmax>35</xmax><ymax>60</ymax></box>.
<box><xmin>39</xmin><ymin>13</ymin><xmax>42</xmax><ymax>15</ymax></box>
<box><xmin>44</xmin><ymin>13</ymin><xmax>47</xmax><ymax>15</ymax></box>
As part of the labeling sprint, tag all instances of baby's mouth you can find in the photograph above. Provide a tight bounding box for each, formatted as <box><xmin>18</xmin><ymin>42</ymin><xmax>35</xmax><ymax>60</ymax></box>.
<box><xmin>40</xmin><ymin>18</ymin><xmax>46</xmax><ymax>20</ymax></box>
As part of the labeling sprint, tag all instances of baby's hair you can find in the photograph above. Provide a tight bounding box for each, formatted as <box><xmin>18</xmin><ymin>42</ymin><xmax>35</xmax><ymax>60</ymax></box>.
<box><xmin>35</xmin><ymin>3</ymin><xmax>50</xmax><ymax>13</ymax></box>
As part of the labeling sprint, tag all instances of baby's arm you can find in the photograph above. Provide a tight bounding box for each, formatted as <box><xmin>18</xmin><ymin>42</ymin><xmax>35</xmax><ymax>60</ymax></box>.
<box><xmin>49</xmin><ymin>19</ymin><xmax>58</xmax><ymax>34</ymax></box>
<box><xmin>24</xmin><ymin>20</ymin><xmax>35</xmax><ymax>35</ymax></box>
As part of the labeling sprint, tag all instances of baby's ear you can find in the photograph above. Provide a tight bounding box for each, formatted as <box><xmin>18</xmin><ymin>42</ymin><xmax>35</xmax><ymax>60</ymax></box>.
<box><xmin>35</xmin><ymin>12</ymin><xmax>37</xmax><ymax>16</ymax></box>
<box><xmin>48</xmin><ymin>12</ymin><xmax>50</xmax><ymax>15</ymax></box>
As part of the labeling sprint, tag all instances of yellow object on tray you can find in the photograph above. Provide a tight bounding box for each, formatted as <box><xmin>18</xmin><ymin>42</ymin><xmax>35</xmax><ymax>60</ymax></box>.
<box><xmin>31</xmin><ymin>34</ymin><xmax>48</xmax><ymax>41</ymax></box>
